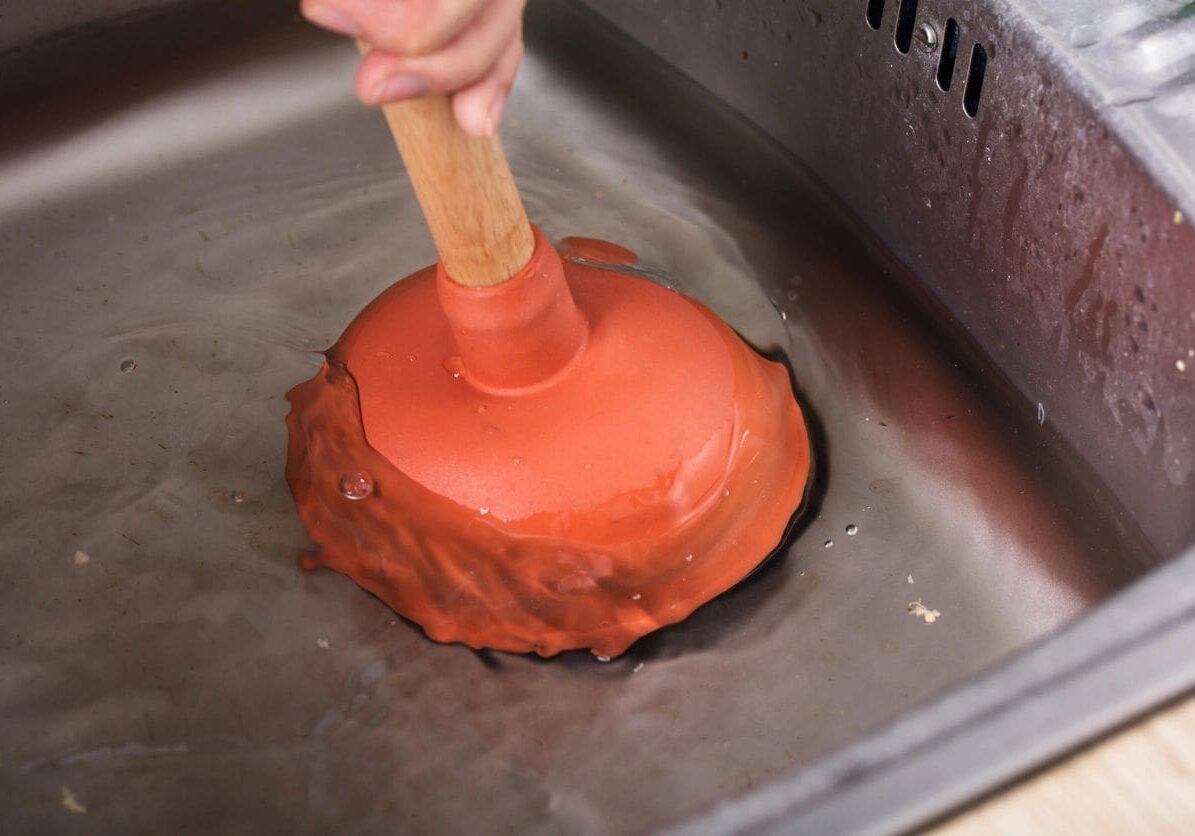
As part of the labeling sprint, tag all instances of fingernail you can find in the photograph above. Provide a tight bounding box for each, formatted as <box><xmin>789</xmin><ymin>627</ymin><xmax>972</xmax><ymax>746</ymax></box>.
<box><xmin>303</xmin><ymin>4</ymin><xmax>360</xmax><ymax>37</ymax></box>
<box><xmin>370</xmin><ymin>74</ymin><xmax>429</xmax><ymax>103</ymax></box>
<box><xmin>482</xmin><ymin>90</ymin><xmax>508</xmax><ymax>137</ymax></box>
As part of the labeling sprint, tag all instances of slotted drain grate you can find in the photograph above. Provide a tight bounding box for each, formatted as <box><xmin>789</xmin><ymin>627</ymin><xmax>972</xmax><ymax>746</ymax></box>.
<box><xmin>866</xmin><ymin>0</ymin><xmax>989</xmax><ymax>116</ymax></box>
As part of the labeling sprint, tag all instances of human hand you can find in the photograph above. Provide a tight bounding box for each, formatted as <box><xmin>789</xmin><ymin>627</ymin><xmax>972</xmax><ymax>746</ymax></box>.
<box><xmin>300</xmin><ymin>0</ymin><xmax>527</xmax><ymax>137</ymax></box>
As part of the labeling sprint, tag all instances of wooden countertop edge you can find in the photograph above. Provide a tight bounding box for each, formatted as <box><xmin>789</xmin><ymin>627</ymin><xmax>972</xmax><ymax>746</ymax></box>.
<box><xmin>929</xmin><ymin>689</ymin><xmax>1195</xmax><ymax>833</ymax></box>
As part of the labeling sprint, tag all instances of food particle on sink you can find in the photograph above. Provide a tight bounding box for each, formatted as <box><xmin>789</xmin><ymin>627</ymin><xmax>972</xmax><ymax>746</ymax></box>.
<box><xmin>908</xmin><ymin>600</ymin><xmax>941</xmax><ymax>624</ymax></box>
<box><xmin>60</xmin><ymin>786</ymin><xmax>87</xmax><ymax>814</ymax></box>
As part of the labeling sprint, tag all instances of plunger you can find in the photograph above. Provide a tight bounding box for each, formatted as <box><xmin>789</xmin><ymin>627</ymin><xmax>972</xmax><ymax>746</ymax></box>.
<box><xmin>285</xmin><ymin>93</ymin><xmax>812</xmax><ymax>659</ymax></box>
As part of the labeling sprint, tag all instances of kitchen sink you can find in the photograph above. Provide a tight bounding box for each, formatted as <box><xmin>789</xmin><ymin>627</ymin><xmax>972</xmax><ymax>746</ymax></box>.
<box><xmin>1</xmin><ymin>1</ymin><xmax>1193</xmax><ymax>833</ymax></box>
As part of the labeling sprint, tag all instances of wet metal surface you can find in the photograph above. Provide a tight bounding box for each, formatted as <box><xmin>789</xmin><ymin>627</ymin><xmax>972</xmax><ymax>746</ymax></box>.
<box><xmin>582</xmin><ymin>0</ymin><xmax>1195</xmax><ymax>558</ymax></box>
<box><xmin>0</xmin><ymin>5</ymin><xmax>1157</xmax><ymax>833</ymax></box>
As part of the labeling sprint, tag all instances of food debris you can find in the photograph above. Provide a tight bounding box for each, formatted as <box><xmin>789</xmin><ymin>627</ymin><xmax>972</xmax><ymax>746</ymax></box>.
<box><xmin>907</xmin><ymin>574</ymin><xmax>915</xmax><ymax>584</ymax></box>
<box><xmin>60</xmin><ymin>786</ymin><xmax>87</xmax><ymax>814</ymax></box>
<box><xmin>72</xmin><ymin>550</ymin><xmax>91</xmax><ymax>567</ymax></box>
<box><xmin>907</xmin><ymin>600</ymin><xmax>941</xmax><ymax>624</ymax></box>
<box><xmin>316</xmin><ymin>638</ymin><xmax>330</xmax><ymax>649</ymax></box>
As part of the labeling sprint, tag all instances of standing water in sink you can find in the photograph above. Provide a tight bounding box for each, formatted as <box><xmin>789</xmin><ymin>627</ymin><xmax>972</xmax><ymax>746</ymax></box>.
<box><xmin>0</xmin><ymin>9</ymin><xmax>1153</xmax><ymax>834</ymax></box>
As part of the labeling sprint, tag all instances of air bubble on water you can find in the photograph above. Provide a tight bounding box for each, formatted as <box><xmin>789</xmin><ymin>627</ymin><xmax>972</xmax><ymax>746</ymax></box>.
<box><xmin>1037</xmin><ymin>402</ymin><xmax>1046</xmax><ymax>425</ymax></box>
<box><xmin>631</xmin><ymin>592</ymin><xmax>642</xmax><ymax>600</ymax></box>
<box><xmin>595</xmin><ymin>655</ymin><xmax>612</xmax><ymax>663</ymax></box>
<box><xmin>119</xmin><ymin>359</ymin><xmax>137</xmax><ymax>373</ymax></box>
<box><xmin>479</xmin><ymin>506</ymin><xmax>490</xmax><ymax>516</ymax></box>
<box><xmin>824</xmin><ymin>539</ymin><xmax>833</xmax><ymax>548</ymax></box>
<box><xmin>338</xmin><ymin>471</ymin><xmax>374</xmax><ymax>500</ymax></box>
<box><xmin>846</xmin><ymin>523</ymin><xmax>858</xmax><ymax>536</ymax></box>
<box><xmin>230</xmin><ymin>490</ymin><xmax>247</xmax><ymax>504</ymax></box>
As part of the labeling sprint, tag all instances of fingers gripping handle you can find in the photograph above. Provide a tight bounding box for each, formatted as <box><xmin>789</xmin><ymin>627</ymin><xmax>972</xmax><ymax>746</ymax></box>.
<box><xmin>369</xmin><ymin>70</ymin><xmax>535</xmax><ymax>287</ymax></box>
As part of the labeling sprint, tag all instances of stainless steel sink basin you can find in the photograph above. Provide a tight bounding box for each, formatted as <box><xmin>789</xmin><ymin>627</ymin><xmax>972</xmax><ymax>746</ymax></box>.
<box><xmin>2</xmin><ymin>1</ymin><xmax>1193</xmax><ymax>833</ymax></box>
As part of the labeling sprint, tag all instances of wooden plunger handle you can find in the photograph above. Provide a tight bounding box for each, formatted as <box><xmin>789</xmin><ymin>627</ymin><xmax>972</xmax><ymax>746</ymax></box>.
<box><xmin>377</xmin><ymin>95</ymin><xmax>535</xmax><ymax>288</ymax></box>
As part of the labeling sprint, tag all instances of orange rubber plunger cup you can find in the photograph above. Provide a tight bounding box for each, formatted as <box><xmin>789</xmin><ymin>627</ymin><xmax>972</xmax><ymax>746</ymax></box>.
<box><xmin>285</xmin><ymin>96</ymin><xmax>811</xmax><ymax>658</ymax></box>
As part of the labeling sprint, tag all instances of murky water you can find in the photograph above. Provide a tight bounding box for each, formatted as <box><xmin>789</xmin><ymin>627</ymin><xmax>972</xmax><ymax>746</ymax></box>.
<box><xmin>0</xmin><ymin>10</ymin><xmax>1153</xmax><ymax>834</ymax></box>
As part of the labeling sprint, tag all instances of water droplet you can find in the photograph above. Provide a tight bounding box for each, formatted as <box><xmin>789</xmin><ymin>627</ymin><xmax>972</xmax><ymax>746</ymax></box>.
<box><xmin>595</xmin><ymin>655</ymin><xmax>612</xmax><ymax>663</ymax></box>
<box><xmin>119</xmin><ymin>358</ymin><xmax>136</xmax><ymax>373</ymax></box>
<box><xmin>558</xmin><ymin>572</ymin><xmax>597</xmax><ymax>593</ymax></box>
<box><xmin>230</xmin><ymin>490</ymin><xmax>247</xmax><ymax>504</ymax></box>
<box><xmin>723</xmin><ymin>489</ymin><xmax>731</xmax><ymax>497</ymax></box>
<box><xmin>338</xmin><ymin>471</ymin><xmax>374</xmax><ymax>500</ymax></box>
<box><xmin>846</xmin><ymin>523</ymin><xmax>858</xmax><ymax>536</ymax></box>
<box><xmin>1037</xmin><ymin>402</ymin><xmax>1046</xmax><ymax>425</ymax></box>
<box><xmin>479</xmin><ymin>506</ymin><xmax>490</xmax><ymax>516</ymax></box>
<box><xmin>631</xmin><ymin>592</ymin><xmax>642</xmax><ymax>601</ymax></box>
<box><xmin>443</xmin><ymin>355</ymin><xmax>465</xmax><ymax>379</ymax></box>
<box><xmin>1178</xmin><ymin>359</ymin><xmax>1188</xmax><ymax>373</ymax></box>
<box><xmin>685</xmin><ymin>553</ymin><xmax>694</xmax><ymax>562</ymax></box>
<box><xmin>823</xmin><ymin>539</ymin><xmax>834</xmax><ymax>548</ymax></box>
<box><xmin>406</xmin><ymin>353</ymin><xmax>417</xmax><ymax>363</ymax></box>
<box><xmin>632</xmin><ymin>662</ymin><xmax>645</xmax><ymax>673</ymax></box>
